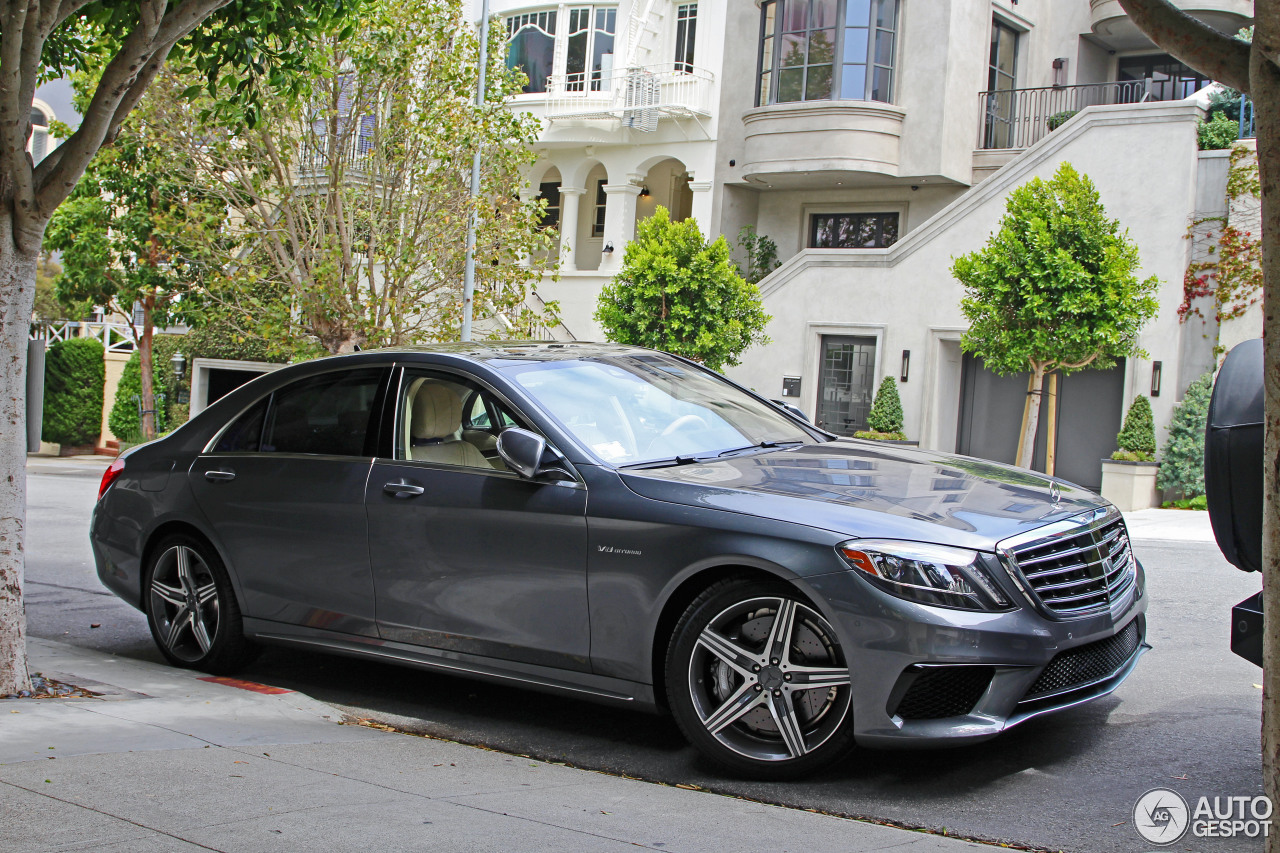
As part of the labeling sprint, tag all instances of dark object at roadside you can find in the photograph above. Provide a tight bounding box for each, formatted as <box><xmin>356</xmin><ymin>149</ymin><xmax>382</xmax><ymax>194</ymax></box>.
<box><xmin>1204</xmin><ymin>338</ymin><xmax>1264</xmax><ymax>665</ymax></box>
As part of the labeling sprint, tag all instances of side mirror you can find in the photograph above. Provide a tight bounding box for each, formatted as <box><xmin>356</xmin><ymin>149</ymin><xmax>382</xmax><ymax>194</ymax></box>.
<box><xmin>771</xmin><ymin>399</ymin><xmax>811</xmax><ymax>423</ymax></box>
<box><xmin>497</xmin><ymin>428</ymin><xmax>574</xmax><ymax>482</ymax></box>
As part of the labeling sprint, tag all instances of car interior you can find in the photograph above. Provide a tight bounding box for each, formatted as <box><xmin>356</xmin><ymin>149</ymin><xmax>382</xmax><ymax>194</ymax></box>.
<box><xmin>400</xmin><ymin>376</ymin><xmax>511</xmax><ymax>470</ymax></box>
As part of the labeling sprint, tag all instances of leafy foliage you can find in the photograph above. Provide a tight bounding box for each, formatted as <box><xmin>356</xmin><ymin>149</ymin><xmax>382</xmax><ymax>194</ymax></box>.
<box><xmin>1205</xmin><ymin>87</ymin><xmax>1244</xmax><ymax>122</ymax></box>
<box><xmin>1046</xmin><ymin>110</ymin><xmax>1078</xmax><ymax>131</ymax></box>
<box><xmin>41</xmin><ymin>338</ymin><xmax>105</xmax><ymax>447</ymax></box>
<box><xmin>1156</xmin><ymin>373</ymin><xmax>1214</xmax><ymax>498</ymax></box>
<box><xmin>595</xmin><ymin>207</ymin><xmax>771</xmax><ymax>372</ymax></box>
<box><xmin>1113</xmin><ymin>395</ymin><xmax>1157</xmax><ymax>460</ymax></box>
<box><xmin>953</xmin><ymin>163</ymin><xmax>1159</xmax><ymax>377</ymax></box>
<box><xmin>735</xmin><ymin>226</ymin><xmax>781</xmax><ymax>284</ymax></box>
<box><xmin>143</xmin><ymin>0</ymin><xmax>556</xmax><ymax>355</ymax></box>
<box><xmin>108</xmin><ymin>336</ymin><xmax>189</xmax><ymax>440</ymax></box>
<box><xmin>1198</xmin><ymin>110</ymin><xmax>1240</xmax><ymax>150</ymax></box>
<box><xmin>866</xmin><ymin>376</ymin><xmax>905</xmax><ymax>436</ymax></box>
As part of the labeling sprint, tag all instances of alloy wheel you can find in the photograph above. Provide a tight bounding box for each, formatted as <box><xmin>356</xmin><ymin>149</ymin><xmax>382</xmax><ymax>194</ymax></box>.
<box><xmin>149</xmin><ymin>544</ymin><xmax>221</xmax><ymax>663</ymax></box>
<box><xmin>686</xmin><ymin>596</ymin><xmax>851</xmax><ymax>762</ymax></box>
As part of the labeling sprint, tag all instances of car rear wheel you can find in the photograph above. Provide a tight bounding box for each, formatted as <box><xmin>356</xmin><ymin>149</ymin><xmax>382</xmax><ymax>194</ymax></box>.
<box><xmin>144</xmin><ymin>534</ymin><xmax>258</xmax><ymax>674</ymax></box>
<box><xmin>665</xmin><ymin>578</ymin><xmax>855</xmax><ymax>779</ymax></box>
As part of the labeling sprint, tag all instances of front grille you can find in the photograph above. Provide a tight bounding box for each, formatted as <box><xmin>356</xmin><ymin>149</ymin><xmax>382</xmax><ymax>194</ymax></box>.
<box><xmin>892</xmin><ymin>666</ymin><xmax>994</xmax><ymax>720</ymax></box>
<box><xmin>1023</xmin><ymin>620</ymin><xmax>1142</xmax><ymax>700</ymax></box>
<box><xmin>1006</xmin><ymin>514</ymin><xmax>1136</xmax><ymax>615</ymax></box>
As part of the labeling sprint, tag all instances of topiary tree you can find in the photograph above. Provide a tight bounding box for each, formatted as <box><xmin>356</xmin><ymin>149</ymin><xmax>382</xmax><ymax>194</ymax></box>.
<box><xmin>110</xmin><ymin>351</ymin><xmax>169</xmax><ymax>441</ymax></box>
<box><xmin>1113</xmin><ymin>395</ymin><xmax>1158</xmax><ymax>461</ymax></box>
<box><xmin>595</xmin><ymin>207</ymin><xmax>771</xmax><ymax>372</ymax></box>
<box><xmin>1157</xmin><ymin>373</ymin><xmax>1214</xmax><ymax>498</ymax></box>
<box><xmin>859</xmin><ymin>376</ymin><xmax>906</xmax><ymax>439</ymax></box>
<box><xmin>41</xmin><ymin>338</ymin><xmax>105</xmax><ymax>448</ymax></box>
<box><xmin>952</xmin><ymin>162</ymin><xmax>1159</xmax><ymax>468</ymax></box>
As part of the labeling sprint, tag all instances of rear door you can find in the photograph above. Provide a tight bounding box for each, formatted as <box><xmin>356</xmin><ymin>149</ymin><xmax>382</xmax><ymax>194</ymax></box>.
<box><xmin>189</xmin><ymin>366</ymin><xmax>389</xmax><ymax>637</ymax></box>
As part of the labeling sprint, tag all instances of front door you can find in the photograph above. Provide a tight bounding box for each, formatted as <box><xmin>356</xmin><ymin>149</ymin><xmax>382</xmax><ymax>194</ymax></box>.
<box><xmin>188</xmin><ymin>366</ymin><xmax>388</xmax><ymax>637</ymax></box>
<box><xmin>815</xmin><ymin>335</ymin><xmax>877</xmax><ymax>436</ymax></box>
<box><xmin>365</xmin><ymin>367</ymin><xmax>591</xmax><ymax>671</ymax></box>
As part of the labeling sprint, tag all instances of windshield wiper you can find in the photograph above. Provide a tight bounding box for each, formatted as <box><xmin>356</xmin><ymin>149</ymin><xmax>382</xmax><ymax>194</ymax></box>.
<box><xmin>717</xmin><ymin>440</ymin><xmax>804</xmax><ymax>458</ymax></box>
<box><xmin>619</xmin><ymin>455</ymin><xmax>707</xmax><ymax>470</ymax></box>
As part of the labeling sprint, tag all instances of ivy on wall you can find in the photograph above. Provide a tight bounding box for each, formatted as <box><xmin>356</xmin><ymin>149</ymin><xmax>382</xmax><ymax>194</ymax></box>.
<box><xmin>1180</xmin><ymin>145</ymin><xmax>1263</xmax><ymax>349</ymax></box>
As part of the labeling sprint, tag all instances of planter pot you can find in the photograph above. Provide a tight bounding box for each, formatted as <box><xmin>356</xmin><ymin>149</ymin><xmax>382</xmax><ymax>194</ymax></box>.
<box><xmin>1100</xmin><ymin>459</ymin><xmax>1160</xmax><ymax>512</ymax></box>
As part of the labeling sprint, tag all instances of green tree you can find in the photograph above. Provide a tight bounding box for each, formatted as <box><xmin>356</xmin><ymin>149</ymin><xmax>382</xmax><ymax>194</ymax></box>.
<box><xmin>108</xmin><ymin>335</ymin><xmax>189</xmax><ymax>441</ymax></box>
<box><xmin>147</xmin><ymin>0</ymin><xmax>556</xmax><ymax>357</ymax></box>
<box><xmin>1198</xmin><ymin>110</ymin><xmax>1240</xmax><ymax>150</ymax></box>
<box><xmin>951</xmin><ymin>162</ymin><xmax>1159</xmax><ymax>468</ymax></box>
<box><xmin>0</xmin><ymin>0</ymin><xmax>359</xmax><ymax>696</ymax></box>
<box><xmin>862</xmin><ymin>376</ymin><xmax>905</xmax><ymax>438</ymax></box>
<box><xmin>1113</xmin><ymin>395</ymin><xmax>1157</xmax><ymax>461</ymax></box>
<box><xmin>45</xmin><ymin>110</ymin><xmax>223</xmax><ymax>440</ymax></box>
<box><xmin>1157</xmin><ymin>373</ymin><xmax>1214</xmax><ymax>498</ymax></box>
<box><xmin>595</xmin><ymin>207</ymin><xmax>771</xmax><ymax>372</ymax></box>
<box><xmin>735</xmin><ymin>225</ymin><xmax>780</xmax><ymax>284</ymax></box>
<box><xmin>40</xmin><ymin>337</ymin><xmax>105</xmax><ymax>447</ymax></box>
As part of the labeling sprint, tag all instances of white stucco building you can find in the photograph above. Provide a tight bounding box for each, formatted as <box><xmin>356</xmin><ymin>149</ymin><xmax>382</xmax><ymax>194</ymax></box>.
<box><xmin>485</xmin><ymin>0</ymin><xmax>1256</xmax><ymax>488</ymax></box>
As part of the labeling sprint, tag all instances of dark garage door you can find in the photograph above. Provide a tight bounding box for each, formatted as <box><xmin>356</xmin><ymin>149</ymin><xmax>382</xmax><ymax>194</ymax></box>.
<box><xmin>956</xmin><ymin>355</ymin><xmax>1125</xmax><ymax>491</ymax></box>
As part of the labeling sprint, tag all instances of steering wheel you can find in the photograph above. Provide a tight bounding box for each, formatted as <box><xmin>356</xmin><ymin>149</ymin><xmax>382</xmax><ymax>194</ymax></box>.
<box><xmin>659</xmin><ymin>414</ymin><xmax>709</xmax><ymax>439</ymax></box>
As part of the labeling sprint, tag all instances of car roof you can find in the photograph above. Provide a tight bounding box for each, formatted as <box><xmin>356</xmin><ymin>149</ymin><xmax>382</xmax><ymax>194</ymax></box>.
<box><xmin>360</xmin><ymin>341</ymin><xmax>662</xmax><ymax>364</ymax></box>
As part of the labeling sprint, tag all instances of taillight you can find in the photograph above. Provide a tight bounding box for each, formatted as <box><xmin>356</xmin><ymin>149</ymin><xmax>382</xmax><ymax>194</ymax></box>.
<box><xmin>98</xmin><ymin>457</ymin><xmax>125</xmax><ymax>500</ymax></box>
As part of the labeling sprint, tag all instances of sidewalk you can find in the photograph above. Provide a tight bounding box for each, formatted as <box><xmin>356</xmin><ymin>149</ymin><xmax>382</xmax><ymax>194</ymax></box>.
<box><xmin>1121</xmin><ymin>507</ymin><xmax>1215</xmax><ymax>543</ymax></box>
<box><xmin>2</xmin><ymin>638</ymin><xmax>993</xmax><ymax>853</ymax></box>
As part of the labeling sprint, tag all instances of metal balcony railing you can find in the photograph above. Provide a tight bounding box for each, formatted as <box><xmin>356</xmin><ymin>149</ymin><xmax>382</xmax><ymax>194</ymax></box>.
<box><xmin>543</xmin><ymin>64</ymin><xmax>714</xmax><ymax>128</ymax></box>
<box><xmin>295</xmin><ymin>128</ymin><xmax>376</xmax><ymax>180</ymax></box>
<box><xmin>976</xmin><ymin>80</ymin><xmax>1153</xmax><ymax>150</ymax></box>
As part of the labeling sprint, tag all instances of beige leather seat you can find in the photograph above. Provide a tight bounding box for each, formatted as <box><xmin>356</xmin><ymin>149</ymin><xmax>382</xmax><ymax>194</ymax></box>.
<box><xmin>407</xmin><ymin>381</ymin><xmax>494</xmax><ymax>468</ymax></box>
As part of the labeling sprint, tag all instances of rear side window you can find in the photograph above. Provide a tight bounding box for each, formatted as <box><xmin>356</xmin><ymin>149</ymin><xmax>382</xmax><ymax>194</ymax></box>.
<box><xmin>261</xmin><ymin>368</ymin><xmax>384</xmax><ymax>457</ymax></box>
<box><xmin>213</xmin><ymin>399</ymin><xmax>268</xmax><ymax>453</ymax></box>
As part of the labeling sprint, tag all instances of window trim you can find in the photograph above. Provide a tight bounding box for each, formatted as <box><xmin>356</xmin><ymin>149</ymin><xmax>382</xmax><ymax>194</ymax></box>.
<box><xmin>755</xmin><ymin>0</ymin><xmax>899</xmax><ymax>108</ymax></box>
<box><xmin>674</xmin><ymin>3</ymin><xmax>698</xmax><ymax>73</ymax></box>
<box><xmin>802</xmin><ymin>203</ymin><xmax>905</xmax><ymax>250</ymax></box>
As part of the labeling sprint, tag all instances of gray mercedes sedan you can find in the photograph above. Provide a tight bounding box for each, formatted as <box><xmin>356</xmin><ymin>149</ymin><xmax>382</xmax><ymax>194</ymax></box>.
<box><xmin>91</xmin><ymin>342</ymin><xmax>1147</xmax><ymax>778</ymax></box>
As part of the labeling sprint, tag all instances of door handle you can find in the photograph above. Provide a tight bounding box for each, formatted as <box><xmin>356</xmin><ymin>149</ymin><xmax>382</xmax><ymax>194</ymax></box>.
<box><xmin>204</xmin><ymin>469</ymin><xmax>236</xmax><ymax>483</ymax></box>
<box><xmin>383</xmin><ymin>482</ymin><xmax>425</xmax><ymax>498</ymax></box>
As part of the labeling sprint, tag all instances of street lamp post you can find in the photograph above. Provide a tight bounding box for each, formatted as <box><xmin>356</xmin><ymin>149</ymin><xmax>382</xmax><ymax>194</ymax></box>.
<box><xmin>461</xmin><ymin>0</ymin><xmax>491</xmax><ymax>342</ymax></box>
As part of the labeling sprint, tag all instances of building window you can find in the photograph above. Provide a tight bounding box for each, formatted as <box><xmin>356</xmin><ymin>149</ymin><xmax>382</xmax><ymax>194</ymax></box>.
<box><xmin>1118</xmin><ymin>53</ymin><xmax>1211</xmax><ymax>101</ymax></box>
<box><xmin>592</xmin><ymin>179</ymin><xmax>607</xmax><ymax>237</ymax></box>
<box><xmin>675</xmin><ymin>4</ymin><xmax>697</xmax><ymax>73</ymax></box>
<box><xmin>507</xmin><ymin>11</ymin><xmax>558</xmax><ymax>94</ymax></box>
<box><xmin>566</xmin><ymin>6</ymin><xmax>616</xmax><ymax>91</ymax></box>
<box><xmin>982</xmin><ymin>18</ymin><xmax>1019</xmax><ymax>149</ymax></box>
<box><xmin>809</xmin><ymin>212</ymin><xmax>899</xmax><ymax>248</ymax></box>
<box><xmin>538</xmin><ymin>181</ymin><xmax>561</xmax><ymax>229</ymax></box>
<box><xmin>757</xmin><ymin>0</ymin><xmax>897</xmax><ymax>106</ymax></box>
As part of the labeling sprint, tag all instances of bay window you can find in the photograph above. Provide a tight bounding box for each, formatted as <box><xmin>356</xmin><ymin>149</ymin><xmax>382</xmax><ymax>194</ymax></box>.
<box><xmin>757</xmin><ymin>0</ymin><xmax>898</xmax><ymax>106</ymax></box>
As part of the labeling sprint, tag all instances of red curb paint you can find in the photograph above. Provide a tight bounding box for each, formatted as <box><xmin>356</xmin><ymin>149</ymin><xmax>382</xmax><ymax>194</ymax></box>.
<box><xmin>198</xmin><ymin>677</ymin><xmax>293</xmax><ymax>695</ymax></box>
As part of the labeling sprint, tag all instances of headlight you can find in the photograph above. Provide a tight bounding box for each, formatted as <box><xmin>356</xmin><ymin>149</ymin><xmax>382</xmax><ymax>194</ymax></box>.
<box><xmin>837</xmin><ymin>539</ymin><xmax>1014</xmax><ymax>612</ymax></box>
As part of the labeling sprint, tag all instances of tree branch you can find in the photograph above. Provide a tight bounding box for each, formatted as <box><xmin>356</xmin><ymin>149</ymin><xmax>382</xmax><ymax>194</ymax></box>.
<box><xmin>1117</xmin><ymin>0</ymin><xmax>1251</xmax><ymax>91</ymax></box>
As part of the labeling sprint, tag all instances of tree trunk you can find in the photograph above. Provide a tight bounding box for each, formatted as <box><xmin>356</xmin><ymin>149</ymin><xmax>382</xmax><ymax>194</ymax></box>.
<box><xmin>139</xmin><ymin>293</ymin><xmax>156</xmax><ymax>440</ymax></box>
<box><xmin>1018</xmin><ymin>364</ymin><xmax>1045</xmax><ymax>469</ymax></box>
<box><xmin>1252</xmin><ymin>35</ymin><xmax>1280</xmax><ymax>850</ymax></box>
<box><xmin>0</xmin><ymin>217</ymin><xmax>38</xmax><ymax>696</ymax></box>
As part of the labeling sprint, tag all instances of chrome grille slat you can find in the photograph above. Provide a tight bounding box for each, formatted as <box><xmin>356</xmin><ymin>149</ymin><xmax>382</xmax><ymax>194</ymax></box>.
<box><xmin>1003</xmin><ymin>512</ymin><xmax>1137</xmax><ymax>616</ymax></box>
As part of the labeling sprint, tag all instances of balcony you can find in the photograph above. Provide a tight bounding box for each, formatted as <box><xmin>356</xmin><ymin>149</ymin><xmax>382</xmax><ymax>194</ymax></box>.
<box><xmin>740</xmin><ymin>101</ymin><xmax>906</xmax><ymax>187</ymax></box>
<box><xmin>1089</xmin><ymin>0</ymin><xmax>1253</xmax><ymax>50</ymax></box>
<box><xmin>542</xmin><ymin>64</ymin><xmax>714</xmax><ymax>127</ymax></box>
<box><xmin>976</xmin><ymin>80</ymin><xmax>1154</xmax><ymax>151</ymax></box>
<box><xmin>294</xmin><ymin>131</ymin><xmax>376</xmax><ymax>184</ymax></box>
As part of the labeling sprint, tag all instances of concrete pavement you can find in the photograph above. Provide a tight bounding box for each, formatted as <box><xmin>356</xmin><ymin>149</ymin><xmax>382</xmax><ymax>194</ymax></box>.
<box><xmin>2</xmin><ymin>638</ymin><xmax>995</xmax><ymax>853</ymax></box>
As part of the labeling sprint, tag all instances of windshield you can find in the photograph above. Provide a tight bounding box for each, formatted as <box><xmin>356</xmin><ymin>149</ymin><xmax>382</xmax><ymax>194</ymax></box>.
<box><xmin>503</xmin><ymin>354</ymin><xmax>817</xmax><ymax>466</ymax></box>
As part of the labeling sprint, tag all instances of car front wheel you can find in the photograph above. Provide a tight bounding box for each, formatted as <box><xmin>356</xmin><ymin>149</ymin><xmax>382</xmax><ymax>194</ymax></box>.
<box><xmin>144</xmin><ymin>534</ymin><xmax>258</xmax><ymax>674</ymax></box>
<box><xmin>665</xmin><ymin>579</ymin><xmax>855</xmax><ymax>778</ymax></box>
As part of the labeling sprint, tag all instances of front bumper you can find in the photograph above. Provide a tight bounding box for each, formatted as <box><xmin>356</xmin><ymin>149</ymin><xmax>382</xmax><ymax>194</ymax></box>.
<box><xmin>804</xmin><ymin>558</ymin><xmax>1148</xmax><ymax>748</ymax></box>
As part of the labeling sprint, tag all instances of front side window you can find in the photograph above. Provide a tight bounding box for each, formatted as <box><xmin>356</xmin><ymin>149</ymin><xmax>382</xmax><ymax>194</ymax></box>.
<box><xmin>757</xmin><ymin>0</ymin><xmax>897</xmax><ymax>106</ymax></box>
<box><xmin>504</xmin><ymin>354</ymin><xmax>815</xmax><ymax>467</ymax></box>
<box><xmin>260</xmin><ymin>368</ymin><xmax>384</xmax><ymax>456</ymax></box>
<box><xmin>507</xmin><ymin>10</ymin><xmax>558</xmax><ymax>94</ymax></box>
<box><xmin>675</xmin><ymin>4</ymin><xmax>698</xmax><ymax>73</ymax></box>
<box><xmin>809</xmin><ymin>212</ymin><xmax>899</xmax><ymax>248</ymax></box>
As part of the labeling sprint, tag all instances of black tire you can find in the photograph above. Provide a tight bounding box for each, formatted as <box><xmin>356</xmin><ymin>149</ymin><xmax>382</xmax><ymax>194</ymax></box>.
<box><xmin>665</xmin><ymin>578</ymin><xmax>856</xmax><ymax>779</ymax></box>
<box><xmin>144</xmin><ymin>533</ymin><xmax>259</xmax><ymax>674</ymax></box>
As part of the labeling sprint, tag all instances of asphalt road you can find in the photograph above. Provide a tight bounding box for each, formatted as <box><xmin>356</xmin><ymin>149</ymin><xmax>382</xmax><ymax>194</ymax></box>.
<box><xmin>24</xmin><ymin>459</ymin><xmax>1266</xmax><ymax>853</ymax></box>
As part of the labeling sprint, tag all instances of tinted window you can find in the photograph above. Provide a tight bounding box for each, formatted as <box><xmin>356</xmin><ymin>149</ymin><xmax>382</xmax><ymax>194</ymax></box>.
<box><xmin>214</xmin><ymin>399</ymin><xmax>268</xmax><ymax>453</ymax></box>
<box><xmin>262</xmin><ymin>369</ymin><xmax>384</xmax><ymax>456</ymax></box>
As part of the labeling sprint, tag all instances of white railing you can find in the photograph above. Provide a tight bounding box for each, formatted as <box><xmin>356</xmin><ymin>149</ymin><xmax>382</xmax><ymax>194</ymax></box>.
<box><xmin>543</xmin><ymin>64</ymin><xmax>714</xmax><ymax>125</ymax></box>
<box><xmin>31</xmin><ymin>320</ymin><xmax>144</xmax><ymax>353</ymax></box>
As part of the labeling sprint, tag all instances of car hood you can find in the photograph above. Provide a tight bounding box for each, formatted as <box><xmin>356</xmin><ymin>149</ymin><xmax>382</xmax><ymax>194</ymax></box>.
<box><xmin>619</xmin><ymin>440</ymin><xmax>1108</xmax><ymax>551</ymax></box>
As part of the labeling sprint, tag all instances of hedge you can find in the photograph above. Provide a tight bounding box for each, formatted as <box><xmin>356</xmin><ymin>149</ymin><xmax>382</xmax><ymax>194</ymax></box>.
<box><xmin>42</xmin><ymin>337</ymin><xmax>105</xmax><ymax>446</ymax></box>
